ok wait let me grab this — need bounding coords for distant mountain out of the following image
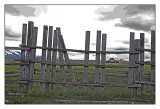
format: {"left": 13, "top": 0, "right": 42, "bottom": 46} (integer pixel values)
{"left": 5, "top": 50, "right": 21, "bottom": 59}
{"left": 5, "top": 50, "right": 42, "bottom": 60}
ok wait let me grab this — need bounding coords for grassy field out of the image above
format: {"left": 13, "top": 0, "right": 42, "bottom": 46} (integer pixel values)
{"left": 5, "top": 59, "right": 155, "bottom": 104}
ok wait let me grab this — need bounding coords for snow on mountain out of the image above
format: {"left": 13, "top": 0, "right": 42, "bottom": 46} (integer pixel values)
{"left": 5, "top": 50, "right": 21, "bottom": 59}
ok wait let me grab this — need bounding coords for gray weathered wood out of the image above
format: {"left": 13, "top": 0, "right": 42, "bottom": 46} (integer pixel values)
{"left": 140, "top": 33, "right": 145, "bottom": 95}
{"left": 134, "top": 39, "right": 140, "bottom": 95}
{"left": 5, "top": 47, "right": 30, "bottom": 50}
{"left": 56, "top": 28, "right": 66, "bottom": 92}
{"left": 128, "top": 32, "right": 135, "bottom": 94}
{"left": 28, "top": 27, "right": 38, "bottom": 93}
{"left": 45, "top": 26, "right": 53, "bottom": 92}
{"left": 19, "top": 23, "right": 27, "bottom": 93}
{"left": 18, "top": 45, "right": 139, "bottom": 54}
{"left": 58, "top": 34, "right": 77, "bottom": 91}
{"left": 51, "top": 30, "right": 58, "bottom": 92}
{"left": 94, "top": 30, "right": 101, "bottom": 93}
{"left": 39, "top": 26, "right": 48, "bottom": 92}
{"left": 83, "top": 31, "right": 90, "bottom": 92}
{"left": 151, "top": 30, "right": 155, "bottom": 95}
{"left": 100, "top": 33, "right": 107, "bottom": 93}
{"left": 24, "top": 21, "right": 34, "bottom": 92}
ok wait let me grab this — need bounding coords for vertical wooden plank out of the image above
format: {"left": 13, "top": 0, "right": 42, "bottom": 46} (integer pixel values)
{"left": 51, "top": 30, "right": 58, "bottom": 92}
{"left": 83, "top": 31, "right": 90, "bottom": 92}
{"left": 128, "top": 32, "right": 135, "bottom": 94}
{"left": 24, "top": 21, "right": 34, "bottom": 92}
{"left": 28, "top": 27, "right": 38, "bottom": 93}
{"left": 19, "top": 24, "right": 27, "bottom": 93}
{"left": 94, "top": 30, "right": 101, "bottom": 93}
{"left": 100, "top": 33, "right": 106, "bottom": 93}
{"left": 134, "top": 39, "right": 140, "bottom": 95}
{"left": 58, "top": 34, "right": 77, "bottom": 91}
{"left": 56, "top": 28, "right": 66, "bottom": 93}
{"left": 151, "top": 30, "right": 155, "bottom": 95}
{"left": 140, "top": 33, "right": 145, "bottom": 95}
{"left": 45, "top": 26, "right": 53, "bottom": 92}
{"left": 39, "top": 26, "right": 48, "bottom": 92}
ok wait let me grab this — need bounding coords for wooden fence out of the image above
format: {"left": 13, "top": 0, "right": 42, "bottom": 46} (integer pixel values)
{"left": 5, "top": 21, "right": 155, "bottom": 95}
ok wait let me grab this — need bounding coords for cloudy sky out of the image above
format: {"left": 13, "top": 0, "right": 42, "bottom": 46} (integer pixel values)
{"left": 5, "top": 4, "right": 155, "bottom": 61}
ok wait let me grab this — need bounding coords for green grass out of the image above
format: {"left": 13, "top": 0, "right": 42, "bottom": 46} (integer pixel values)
{"left": 5, "top": 59, "right": 155, "bottom": 104}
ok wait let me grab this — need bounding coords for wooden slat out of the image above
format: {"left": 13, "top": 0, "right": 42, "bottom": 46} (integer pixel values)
{"left": 15, "top": 59, "right": 139, "bottom": 68}
{"left": 135, "top": 81, "right": 155, "bottom": 85}
{"left": 39, "top": 26, "right": 48, "bottom": 92}
{"left": 100, "top": 33, "right": 107, "bottom": 93}
{"left": 34, "top": 68, "right": 128, "bottom": 77}
{"left": 151, "top": 30, "right": 155, "bottom": 95}
{"left": 83, "top": 31, "right": 90, "bottom": 92}
{"left": 128, "top": 32, "right": 135, "bottom": 94}
{"left": 51, "top": 30, "right": 58, "bottom": 92}
{"left": 28, "top": 27, "right": 38, "bottom": 93}
{"left": 24, "top": 21, "right": 34, "bottom": 92}
{"left": 6, "top": 80, "right": 141, "bottom": 88}
{"left": 134, "top": 39, "right": 140, "bottom": 95}
{"left": 45, "top": 26, "right": 53, "bottom": 92}
{"left": 5, "top": 63, "right": 28, "bottom": 65}
{"left": 140, "top": 33, "right": 145, "bottom": 95}
{"left": 20, "top": 45, "right": 139, "bottom": 54}
{"left": 58, "top": 34, "right": 77, "bottom": 91}
{"left": 56, "top": 27, "right": 66, "bottom": 92}
{"left": 5, "top": 73, "right": 19, "bottom": 78}
{"left": 19, "top": 24, "right": 27, "bottom": 93}
{"left": 5, "top": 47, "right": 30, "bottom": 50}
{"left": 94, "top": 30, "right": 101, "bottom": 93}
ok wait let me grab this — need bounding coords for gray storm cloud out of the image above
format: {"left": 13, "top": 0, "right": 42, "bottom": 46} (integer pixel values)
{"left": 95, "top": 5, "right": 155, "bottom": 31}
{"left": 5, "top": 26, "right": 21, "bottom": 41}
{"left": 5, "top": 5, "right": 47, "bottom": 17}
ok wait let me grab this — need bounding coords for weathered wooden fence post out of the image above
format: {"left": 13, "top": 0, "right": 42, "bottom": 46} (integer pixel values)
{"left": 28, "top": 27, "right": 38, "bottom": 93}
{"left": 19, "top": 24, "right": 27, "bottom": 93}
{"left": 140, "top": 33, "right": 145, "bottom": 95}
{"left": 40, "top": 26, "right": 48, "bottom": 92}
{"left": 25, "top": 21, "right": 34, "bottom": 93}
{"left": 56, "top": 27, "right": 67, "bottom": 93}
{"left": 128, "top": 32, "right": 135, "bottom": 94}
{"left": 45, "top": 26, "right": 53, "bottom": 92}
{"left": 151, "top": 30, "right": 155, "bottom": 95}
{"left": 83, "top": 31, "right": 90, "bottom": 92}
{"left": 134, "top": 39, "right": 140, "bottom": 95}
{"left": 94, "top": 30, "right": 101, "bottom": 93}
{"left": 100, "top": 33, "right": 107, "bottom": 93}
{"left": 51, "top": 30, "right": 58, "bottom": 92}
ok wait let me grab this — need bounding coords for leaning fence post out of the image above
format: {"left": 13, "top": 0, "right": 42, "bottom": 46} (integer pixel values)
{"left": 56, "top": 28, "right": 66, "bottom": 93}
{"left": 59, "top": 34, "right": 77, "bottom": 91}
{"left": 151, "top": 30, "right": 155, "bottom": 95}
{"left": 140, "top": 33, "right": 145, "bottom": 95}
{"left": 19, "top": 24, "right": 27, "bottom": 93}
{"left": 28, "top": 27, "right": 38, "bottom": 93}
{"left": 51, "top": 30, "right": 58, "bottom": 92}
{"left": 45, "top": 26, "right": 53, "bottom": 92}
{"left": 94, "top": 30, "right": 101, "bottom": 93}
{"left": 128, "top": 32, "right": 135, "bottom": 94}
{"left": 83, "top": 31, "right": 90, "bottom": 92}
{"left": 134, "top": 39, "right": 140, "bottom": 95}
{"left": 40, "top": 26, "right": 48, "bottom": 92}
{"left": 24, "top": 21, "right": 34, "bottom": 92}
{"left": 100, "top": 33, "right": 106, "bottom": 93}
